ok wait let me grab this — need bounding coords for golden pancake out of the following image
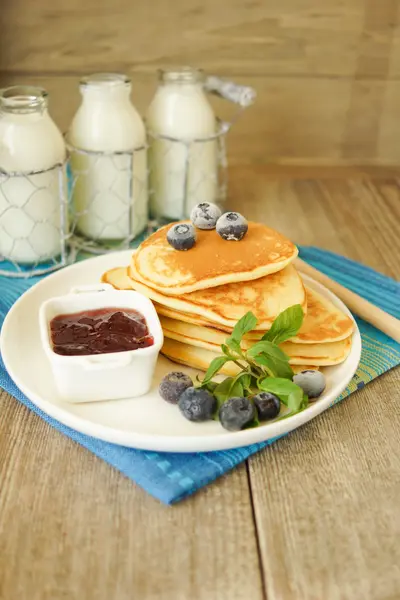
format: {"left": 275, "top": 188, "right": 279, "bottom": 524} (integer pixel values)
{"left": 158, "top": 287, "right": 354, "bottom": 345}
{"left": 160, "top": 317, "right": 352, "bottom": 366}
{"left": 101, "top": 267, "right": 353, "bottom": 343}
{"left": 161, "top": 338, "right": 321, "bottom": 376}
{"left": 129, "top": 264, "right": 307, "bottom": 331}
{"left": 101, "top": 266, "right": 238, "bottom": 329}
{"left": 280, "top": 337, "right": 351, "bottom": 365}
{"left": 130, "top": 221, "right": 298, "bottom": 295}
{"left": 155, "top": 304, "right": 224, "bottom": 329}
{"left": 101, "top": 266, "right": 233, "bottom": 329}
{"left": 101, "top": 267, "right": 133, "bottom": 290}
{"left": 290, "top": 287, "right": 354, "bottom": 343}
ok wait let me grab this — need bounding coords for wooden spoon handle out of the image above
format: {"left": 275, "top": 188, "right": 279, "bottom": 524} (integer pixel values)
{"left": 294, "top": 257, "right": 400, "bottom": 344}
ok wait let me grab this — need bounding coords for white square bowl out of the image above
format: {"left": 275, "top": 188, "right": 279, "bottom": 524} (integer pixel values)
{"left": 39, "top": 284, "right": 164, "bottom": 403}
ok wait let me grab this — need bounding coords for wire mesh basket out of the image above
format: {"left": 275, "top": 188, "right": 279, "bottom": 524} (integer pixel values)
{"left": 147, "top": 75, "right": 256, "bottom": 225}
{"left": 0, "top": 162, "right": 69, "bottom": 278}
{"left": 66, "top": 143, "right": 149, "bottom": 255}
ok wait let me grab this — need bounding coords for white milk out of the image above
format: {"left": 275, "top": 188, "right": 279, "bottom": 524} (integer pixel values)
{"left": 0, "top": 86, "right": 66, "bottom": 264}
{"left": 146, "top": 67, "right": 218, "bottom": 221}
{"left": 67, "top": 73, "right": 148, "bottom": 242}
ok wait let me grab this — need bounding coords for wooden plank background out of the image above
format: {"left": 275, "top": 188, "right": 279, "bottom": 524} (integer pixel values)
{"left": 1, "top": 0, "right": 400, "bottom": 166}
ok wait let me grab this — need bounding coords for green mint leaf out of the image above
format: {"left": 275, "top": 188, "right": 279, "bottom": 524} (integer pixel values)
{"left": 221, "top": 344, "right": 232, "bottom": 357}
{"left": 230, "top": 311, "right": 257, "bottom": 343}
{"left": 244, "top": 411, "right": 260, "bottom": 429}
{"left": 213, "top": 377, "right": 243, "bottom": 415}
{"left": 214, "top": 377, "right": 234, "bottom": 402}
{"left": 213, "top": 375, "right": 246, "bottom": 415}
{"left": 253, "top": 353, "right": 293, "bottom": 379}
{"left": 239, "top": 372, "right": 253, "bottom": 392}
{"left": 270, "top": 358, "right": 294, "bottom": 380}
{"left": 287, "top": 388, "right": 303, "bottom": 412}
{"left": 253, "top": 353, "right": 277, "bottom": 376}
{"left": 225, "top": 336, "right": 243, "bottom": 356}
{"left": 202, "top": 356, "right": 230, "bottom": 384}
{"left": 276, "top": 394, "right": 308, "bottom": 421}
{"left": 275, "top": 393, "right": 309, "bottom": 421}
{"left": 203, "top": 381, "right": 218, "bottom": 393}
{"left": 212, "top": 377, "right": 234, "bottom": 417}
{"left": 247, "top": 340, "right": 290, "bottom": 362}
{"left": 262, "top": 305, "right": 304, "bottom": 345}
{"left": 258, "top": 377, "right": 303, "bottom": 398}
{"left": 230, "top": 379, "right": 244, "bottom": 398}
{"left": 300, "top": 393, "right": 309, "bottom": 410}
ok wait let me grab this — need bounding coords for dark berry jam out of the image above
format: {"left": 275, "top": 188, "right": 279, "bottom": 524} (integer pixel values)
{"left": 50, "top": 307, "right": 154, "bottom": 356}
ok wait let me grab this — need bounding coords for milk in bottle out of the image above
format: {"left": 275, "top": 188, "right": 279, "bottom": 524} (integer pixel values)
{"left": 68, "top": 73, "right": 148, "bottom": 242}
{"left": 146, "top": 67, "right": 218, "bottom": 221}
{"left": 0, "top": 86, "right": 66, "bottom": 263}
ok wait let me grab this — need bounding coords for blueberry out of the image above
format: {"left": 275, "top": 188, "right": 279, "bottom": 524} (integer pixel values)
{"left": 293, "top": 370, "right": 326, "bottom": 399}
{"left": 190, "top": 202, "right": 222, "bottom": 230}
{"left": 219, "top": 397, "right": 255, "bottom": 431}
{"left": 216, "top": 212, "right": 248, "bottom": 241}
{"left": 253, "top": 392, "right": 280, "bottom": 420}
{"left": 178, "top": 387, "right": 216, "bottom": 422}
{"left": 167, "top": 223, "right": 196, "bottom": 250}
{"left": 159, "top": 371, "right": 193, "bottom": 404}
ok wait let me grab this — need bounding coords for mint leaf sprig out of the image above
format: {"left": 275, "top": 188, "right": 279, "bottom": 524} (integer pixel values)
{"left": 198, "top": 305, "right": 309, "bottom": 423}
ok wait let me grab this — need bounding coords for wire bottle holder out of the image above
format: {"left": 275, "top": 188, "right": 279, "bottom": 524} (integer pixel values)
{"left": 66, "top": 142, "right": 149, "bottom": 255}
{"left": 0, "top": 76, "right": 256, "bottom": 277}
{"left": 147, "top": 75, "right": 256, "bottom": 225}
{"left": 0, "top": 162, "right": 69, "bottom": 278}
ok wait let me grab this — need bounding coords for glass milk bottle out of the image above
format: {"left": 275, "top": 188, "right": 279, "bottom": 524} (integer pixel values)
{"left": 67, "top": 73, "right": 148, "bottom": 243}
{"left": 146, "top": 67, "right": 218, "bottom": 222}
{"left": 0, "top": 86, "right": 67, "bottom": 264}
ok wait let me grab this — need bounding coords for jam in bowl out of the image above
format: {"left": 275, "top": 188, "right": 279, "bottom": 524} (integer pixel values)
{"left": 39, "top": 284, "right": 163, "bottom": 403}
{"left": 50, "top": 307, "right": 155, "bottom": 356}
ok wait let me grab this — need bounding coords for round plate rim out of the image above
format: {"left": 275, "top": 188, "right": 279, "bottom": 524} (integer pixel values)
{"left": 0, "top": 250, "right": 362, "bottom": 453}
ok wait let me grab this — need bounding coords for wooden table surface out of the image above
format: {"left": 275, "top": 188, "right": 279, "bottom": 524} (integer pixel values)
{"left": 0, "top": 167, "right": 399, "bottom": 600}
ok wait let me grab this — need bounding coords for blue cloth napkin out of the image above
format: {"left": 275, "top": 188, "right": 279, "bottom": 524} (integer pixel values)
{"left": 0, "top": 247, "right": 399, "bottom": 504}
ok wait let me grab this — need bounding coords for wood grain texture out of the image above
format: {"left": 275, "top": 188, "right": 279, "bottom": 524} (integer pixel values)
{"left": 2, "top": 0, "right": 400, "bottom": 164}
{"left": 0, "top": 390, "right": 264, "bottom": 600}
{"left": 249, "top": 370, "right": 400, "bottom": 600}
{"left": 0, "top": 0, "right": 369, "bottom": 76}
{"left": 0, "top": 169, "right": 399, "bottom": 600}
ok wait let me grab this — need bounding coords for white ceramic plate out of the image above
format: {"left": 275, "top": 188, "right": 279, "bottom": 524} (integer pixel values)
{"left": 1, "top": 250, "right": 361, "bottom": 453}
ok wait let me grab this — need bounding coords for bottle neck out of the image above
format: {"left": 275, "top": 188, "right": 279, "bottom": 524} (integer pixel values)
{"left": 158, "top": 68, "right": 205, "bottom": 96}
{"left": 0, "top": 86, "right": 49, "bottom": 120}
{"left": 161, "top": 80, "right": 203, "bottom": 91}
{"left": 82, "top": 85, "right": 131, "bottom": 104}
{"left": 79, "top": 74, "right": 132, "bottom": 106}
{"left": 0, "top": 107, "right": 49, "bottom": 122}
{"left": 159, "top": 67, "right": 204, "bottom": 85}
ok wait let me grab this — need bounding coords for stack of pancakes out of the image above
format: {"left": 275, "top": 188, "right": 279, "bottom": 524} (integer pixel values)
{"left": 103, "top": 221, "right": 354, "bottom": 375}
